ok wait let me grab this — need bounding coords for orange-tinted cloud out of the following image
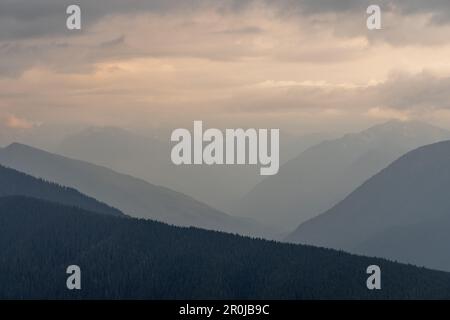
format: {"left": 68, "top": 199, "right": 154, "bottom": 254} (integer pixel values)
{"left": 5, "top": 114, "right": 37, "bottom": 129}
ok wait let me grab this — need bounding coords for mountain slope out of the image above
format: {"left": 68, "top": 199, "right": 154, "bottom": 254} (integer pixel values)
{"left": 234, "top": 121, "right": 450, "bottom": 230}
{"left": 0, "top": 165, "right": 123, "bottom": 217}
{"left": 2, "top": 195, "right": 450, "bottom": 299}
{"left": 56, "top": 127, "right": 331, "bottom": 211}
{"left": 287, "top": 140, "right": 450, "bottom": 271}
{"left": 0, "top": 143, "right": 270, "bottom": 237}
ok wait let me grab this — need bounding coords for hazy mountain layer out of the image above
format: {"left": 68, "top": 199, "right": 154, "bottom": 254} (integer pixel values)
{"left": 0, "top": 143, "right": 273, "bottom": 238}
{"left": 0, "top": 165, "right": 123, "bottom": 217}
{"left": 235, "top": 121, "right": 450, "bottom": 230}
{"left": 56, "top": 127, "right": 331, "bottom": 211}
{"left": 288, "top": 140, "right": 450, "bottom": 271}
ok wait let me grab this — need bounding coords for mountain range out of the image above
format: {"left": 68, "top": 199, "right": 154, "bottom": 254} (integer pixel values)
{"left": 0, "top": 143, "right": 272, "bottom": 238}
{"left": 2, "top": 123, "right": 450, "bottom": 297}
{"left": 287, "top": 140, "right": 450, "bottom": 272}
{"left": 0, "top": 164, "right": 123, "bottom": 217}
{"left": 56, "top": 127, "right": 332, "bottom": 211}
{"left": 234, "top": 121, "right": 450, "bottom": 230}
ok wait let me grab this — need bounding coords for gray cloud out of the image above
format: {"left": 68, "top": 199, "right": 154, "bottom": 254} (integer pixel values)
{"left": 0, "top": 0, "right": 222, "bottom": 40}
{"left": 212, "top": 26, "right": 264, "bottom": 35}
{"left": 233, "top": 72, "right": 450, "bottom": 114}
{"left": 2, "top": 1, "right": 450, "bottom": 41}
{"left": 100, "top": 35, "right": 126, "bottom": 48}
{"left": 375, "top": 72, "right": 450, "bottom": 110}
{"left": 1, "top": 1, "right": 450, "bottom": 83}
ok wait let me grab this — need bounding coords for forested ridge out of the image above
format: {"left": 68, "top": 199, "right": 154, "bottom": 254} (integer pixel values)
{"left": 0, "top": 165, "right": 124, "bottom": 217}
{"left": 1, "top": 196, "right": 450, "bottom": 299}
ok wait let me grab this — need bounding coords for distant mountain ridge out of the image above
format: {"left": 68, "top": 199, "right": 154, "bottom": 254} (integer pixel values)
{"left": 234, "top": 121, "right": 450, "bottom": 230}
{"left": 0, "top": 143, "right": 273, "bottom": 238}
{"left": 56, "top": 126, "right": 332, "bottom": 211}
{"left": 287, "top": 140, "right": 450, "bottom": 271}
{"left": 0, "top": 164, "right": 123, "bottom": 217}
{"left": 2, "top": 195, "right": 450, "bottom": 299}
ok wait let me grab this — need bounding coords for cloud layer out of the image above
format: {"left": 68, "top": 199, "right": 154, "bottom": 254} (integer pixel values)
{"left": 1, "top": 0, "right": 450, "bottom": 135}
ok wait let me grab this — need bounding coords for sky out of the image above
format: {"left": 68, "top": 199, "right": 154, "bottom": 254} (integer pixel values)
{"left": 2, "top": 0, "right": 450, "bottom": 142}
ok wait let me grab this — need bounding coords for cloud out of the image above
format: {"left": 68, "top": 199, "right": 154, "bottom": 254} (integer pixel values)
{"left": 212, "top": 26, "right": 264, "bottom": 35}
{"left": 232, "top": 71, "right": 450, "bottom": 115}
{"left": 366, "top": 107, "right": 410, "bottom": 121}
{"left": 0, "top": 0, "right": 229, "bottom": 41}
{"left": 1, "top": 1, "right": 450, "bottom": 134}
{"left": 100, "top": 35, "right": 126, "bottom": 48}
{"left": 1, "top": 0, "right": 450, "bottom": 78}
{"left": 2, "top": 1, "right": 450, "bottom": 43}
{"left": 374, "top": 72, "right": 450, "bottom": 110}
{"left": 4, "top": 114, "right": 39, "bottom": 129}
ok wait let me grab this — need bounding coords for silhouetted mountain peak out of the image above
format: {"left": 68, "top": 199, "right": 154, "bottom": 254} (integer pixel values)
{"left": 235, "top": 121, "right": 450, "bottom": 229}
{"left": 287, "top": 139, "right": 450, "bottom": 271}
{"left": 4, "top": 142, "right": 55, "bottom": 156}
{"left": 5, "top": 142, "right": 29, "bottom": 150}
{"left": 341, "top": 120, "right": 450, "bottom": 143}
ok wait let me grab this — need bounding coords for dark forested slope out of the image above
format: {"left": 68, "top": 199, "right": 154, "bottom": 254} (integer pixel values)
{"left": 1, "top": 196, "right": 450, "bottom": 299}
{"left": 0, "top": 165, "right": 123, "bottom": 217}
{"left": 0, "top": 143, "right": 270, "bottom": 238}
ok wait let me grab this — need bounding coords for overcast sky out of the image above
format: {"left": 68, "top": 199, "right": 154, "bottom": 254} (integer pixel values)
{"left": 2, "top": 0, "right": 450, "bottom": 140}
